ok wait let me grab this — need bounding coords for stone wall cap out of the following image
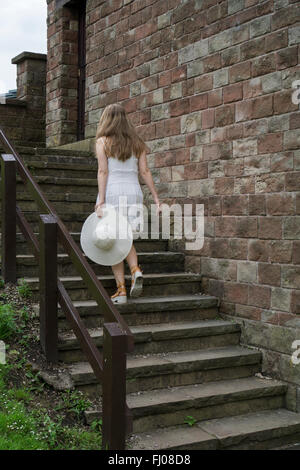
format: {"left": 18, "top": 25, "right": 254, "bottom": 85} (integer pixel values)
{"left": 11, "top": 51, "right": 47, "bottom": 65}
{"left": 0, "top": 98, "right": 27, "bottom": 107}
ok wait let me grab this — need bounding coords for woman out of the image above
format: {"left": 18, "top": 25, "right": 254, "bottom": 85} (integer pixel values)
{"left": 94, "top": 103, "right": 161, "bottom": 304}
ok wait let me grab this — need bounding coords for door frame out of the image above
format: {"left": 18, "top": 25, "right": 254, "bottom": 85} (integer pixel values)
{"left": 77, "top": 1, "right": 86, "bottom": 141}
{"left": 55, "top": 0, "right": 86, "bottom": 141}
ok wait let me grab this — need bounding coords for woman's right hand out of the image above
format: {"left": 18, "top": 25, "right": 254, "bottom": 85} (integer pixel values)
{"left": 155, "top": 199, "right": 162, "bottom": 216}
{"left": 95, "top": 202, "right": 105, "bottom": 218}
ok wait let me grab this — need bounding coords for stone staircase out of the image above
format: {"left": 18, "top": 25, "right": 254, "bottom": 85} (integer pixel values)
{"left": 4, "top": 145, "right": 300, "bottom": 450}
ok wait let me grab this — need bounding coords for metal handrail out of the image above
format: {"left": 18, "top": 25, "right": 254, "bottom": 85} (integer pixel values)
{"left": 0, "top": 126, "right": 134, "bottom": 449}
{"left": 0, "top": 127, "right": 134, "bottom": 349}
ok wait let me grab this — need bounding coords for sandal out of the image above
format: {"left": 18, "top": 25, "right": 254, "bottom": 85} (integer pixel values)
{"left": 111, "top": 283, "right": 127, "bottom": 304}
{"left": 130, "top": 265, "right": 143, "bottom": 298}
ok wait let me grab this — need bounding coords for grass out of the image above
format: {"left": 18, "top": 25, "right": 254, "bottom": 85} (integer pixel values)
{"left": 0, "top": 376, "right": 48, "bottom": 450}
{"left": 0, "top": 303, "right": 19, "bottom": 341}
{"left": 16, "top": 278, "right": 32, "bottom": 299}
{"left": 0, "top": 374, "right": 102, "bottom": 450}
{"left": 0, "top": 281, "right": 103, "bottom": 450}
{"left": 55, "top": 389, "right": 92, "bottom": 419}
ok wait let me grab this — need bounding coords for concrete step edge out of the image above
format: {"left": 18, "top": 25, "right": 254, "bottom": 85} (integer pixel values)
{"left": 197, "top": 408, "right": 300, "bottom": 449}
{"left": 16, "top": 175, "right": 98, "bottom": 185}
{"left": 127, "top": 424, "right": 217, "bottom": 450}
{"left": 127, "top": 377, "right": 287, "bottom": 413}
{"left": 24, "top": 272, "right": 203, "bottom": 289}
{"left": 126, "top": 408, "right": 300, "bottom": 450}
{"left": 67, "top": 346, "right": 262, "bottom": 382}
{"left": 59, "top": 293, "right": 217, "bottom": 308}
{"left": 84, "top": 376, "right": 286, "bottom": 421}
{"left": 26, "top": 161, "right": 97, "bottom": 171}
{"left": 16, "top": 146, "right": 94, "bottom": 158}
{"left": 16, "top": 251, "right": 185, "bottom": 264}
{"left": 57, "top": 319, "right": 240, "bottom": 350}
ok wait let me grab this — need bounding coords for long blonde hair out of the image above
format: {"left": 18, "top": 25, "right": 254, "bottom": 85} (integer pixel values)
{"left": 95, "top": 104, "right": 148, "bottom": 161}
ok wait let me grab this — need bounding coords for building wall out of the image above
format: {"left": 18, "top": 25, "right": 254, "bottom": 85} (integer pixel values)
{"left": 0, "top": 99, "right": 29, "bottom": 146}
{"left": 47, "top": 0, "right": 300, "bottom": 403}
{"left": 0, "top": 52, "right": 46, "bottom": 148}
{"left": 46, "top": 0, "right": 80, "bottom": 147}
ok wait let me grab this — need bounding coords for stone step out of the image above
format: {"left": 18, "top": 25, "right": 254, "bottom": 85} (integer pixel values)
{"left": 16, "top": 251, "right": 185, "bottom": 277}
{"left": 59, "top": 294, "right": 218, "bottom": 327}
{"left": 15, "top": 192, "right": 97, "bottom": 203}
{"left": 15, "top": 199, "right": 96, "bottom": 214}
{"left": 13, "top": 192, "right": 97, "bottom": 217}
{"left": 11, "top": 196, "right": 166, "bottom": 220}
{"left": 15, "top": 175, "right": 98, "bottom": 195}
{"left": 127, "top": 409, "right": 300, "bottom": 450}
{"left": 25, "top": 160, "right": 97, "bottom": 179}
{"left": 23, "top": 272, "right": 202, "bottom": 302}
{"left": 7, "top": 141, "right": 46, "bottom": 150}
{"left": 197, "top": 409, "right": 300, "bottom": 450}
{"left": 127, "top": 424, "right": 217, "bottom": 450}
{"left": 3, "top": 210, "right": 165, "bottom": 233}
{"left": 10, "top": 231, "right": 168, "bottom": 255}
{"left": 15, "top": 198, "right": 154, "bottom": 215}
{"left": 0, "top": 211, "right": 89, "bottom": 232}
{"left": 85, "top": 376, "right": 286, "bottom": 433}
{"left": 33, "top": 293, "right": 219, "bottom": 330}
{"left": 58, "top": 319, "right": 240, "bottom": 362}
{"left": 16, "top": 146, "right": 94, "bottom": 160}
{"left": 273, "top": 443, "right": 300, "bottom": 450}
{"left": 66, "top": 346, "right": 261, "bottom": 396}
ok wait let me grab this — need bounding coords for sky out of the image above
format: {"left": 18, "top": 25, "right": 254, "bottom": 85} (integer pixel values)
{"left": 0, "top": 1, "right": 47, "bottom": 94}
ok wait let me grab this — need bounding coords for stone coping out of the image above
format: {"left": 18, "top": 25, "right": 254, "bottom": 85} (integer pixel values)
{"left": 0, "top": 98, "right": 27, "bottom": 107}
{"left": 11, "top": 51, "right": 47, "bottom": 65}
{"left": 54, "top": 138, "right": 96, "bottom": 152}
{"left": 55, "top": 0, "right": 79, "bottom": 10}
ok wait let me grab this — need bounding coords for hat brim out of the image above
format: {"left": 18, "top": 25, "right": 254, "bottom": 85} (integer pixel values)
{"left": 80, "top": 209, "right": 133, "bottom": 266}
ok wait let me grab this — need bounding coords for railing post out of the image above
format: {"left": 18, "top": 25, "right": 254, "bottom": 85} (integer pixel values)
{"left": 102, "top": 322, "right": 128, "bottom": 450}
{"left": 39, "top": 214, "right": 58, "bottom": 363}
{"left": 1, "top": 154, "right": 17, "bottom": 284}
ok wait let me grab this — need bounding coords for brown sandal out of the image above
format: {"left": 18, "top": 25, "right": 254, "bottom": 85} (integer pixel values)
{"left": 111, "top": 283, "right": 127, "bottom": 304}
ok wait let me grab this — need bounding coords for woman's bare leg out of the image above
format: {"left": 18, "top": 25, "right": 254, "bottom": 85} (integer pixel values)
{"left": 111, "top": 260, "right": 125, "bottom": 286}
{"left": 111, "top": 245, "right": 138, "bottom": 286}
{"left": 126, "top": 244, "right": 143, "bottom": 298}
{"left": 125, "top": 244, "right": 138, "bottom": 270}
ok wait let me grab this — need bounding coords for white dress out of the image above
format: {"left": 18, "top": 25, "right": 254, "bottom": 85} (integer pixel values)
{"left": 96, "top": 138, "right": 144, "bottom": 231}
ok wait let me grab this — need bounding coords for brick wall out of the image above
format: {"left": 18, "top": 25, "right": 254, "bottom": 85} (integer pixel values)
{"left": 0, "top": 99, "right": 29, "bottom": 146}
{"left": 46, "top": 0, "right": 79, "bottom": 146}
{"left": 0, "top": 52, "right": 46, "bottom": 147}
{"left": 47, "top": 0, "right": 300, "bottom": 402}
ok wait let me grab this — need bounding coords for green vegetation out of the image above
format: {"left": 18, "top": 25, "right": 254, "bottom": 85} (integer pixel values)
{"left": 55, "top": 389, "right": 92, "bottom": 420}
{"left": 0, "top": 304, "right": 19, "bottom": 341}
{"left": 16, "top": 278, "right": 32, "bottom": 299}
{"left": 0, "top": 283, "right": 102, "bottom": 450}
{"left": 184, "top": 415, "right": 197, "bottom": 427}
{"left": 0, "top": 375, "right": 102, "bottom": 450}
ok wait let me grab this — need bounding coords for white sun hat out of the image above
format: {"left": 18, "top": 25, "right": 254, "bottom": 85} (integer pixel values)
{"left": 80, "top": 205, "right": 133, "bottom": 266}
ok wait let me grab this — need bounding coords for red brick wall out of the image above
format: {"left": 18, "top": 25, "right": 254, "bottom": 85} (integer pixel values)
{"left": 46, "top": 0, "right": 79, "bottom": 146}
{"left": 47, "top": 0, "right": 300, "bottom": 327}
{"left": 0, "top": 52, "right": 46, "bottom": 148}
{"left": 0, "top": 100, "right": 29, "bottom": 146}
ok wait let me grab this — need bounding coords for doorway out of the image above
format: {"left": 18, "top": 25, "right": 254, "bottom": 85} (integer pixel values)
{"left": 77, "top": 1, "right": 86, "bottom": 141}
